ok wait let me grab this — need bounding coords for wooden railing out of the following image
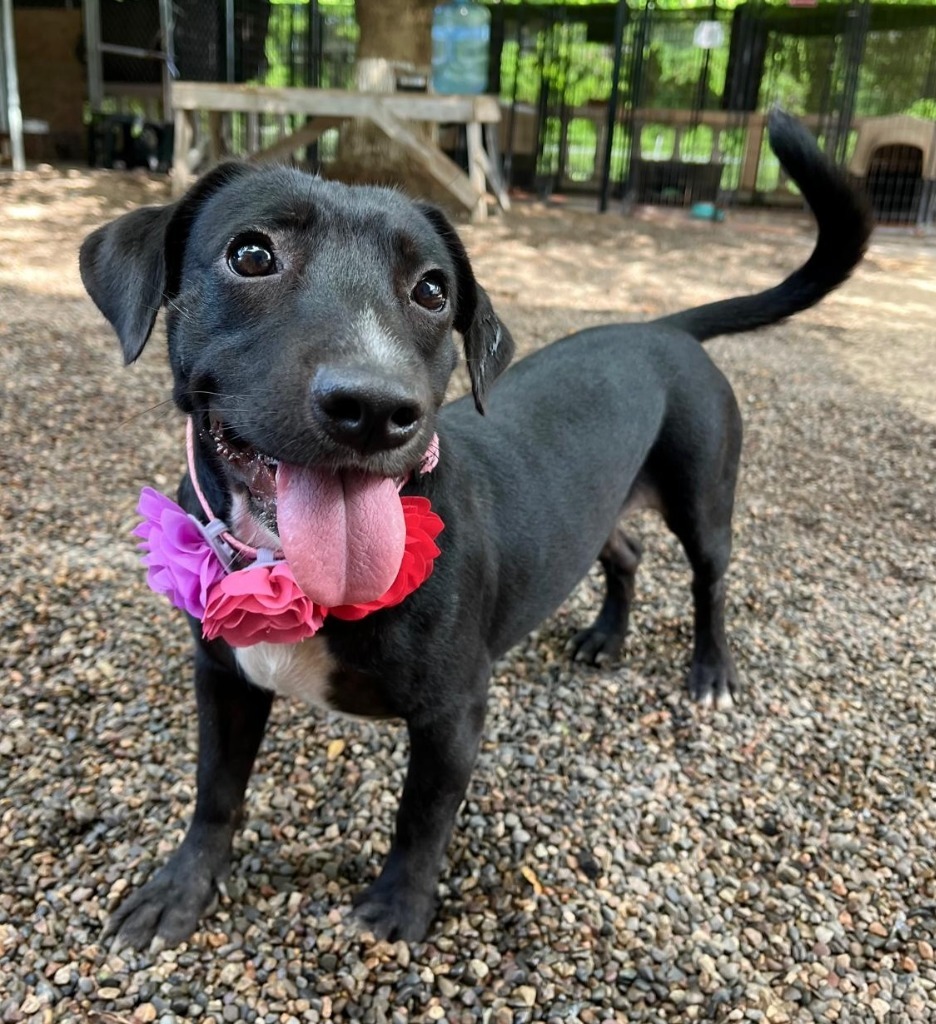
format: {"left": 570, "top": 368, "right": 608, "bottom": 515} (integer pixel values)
{"left": 169, "top": 81, "right": 508, "bottom": 221}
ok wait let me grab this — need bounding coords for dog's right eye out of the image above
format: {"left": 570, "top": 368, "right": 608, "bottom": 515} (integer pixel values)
{"left": 227, "top": 238, "right": 276, "bottom": 278}
{"left": 411, "top": 274, "right": 447, "bottom": 312}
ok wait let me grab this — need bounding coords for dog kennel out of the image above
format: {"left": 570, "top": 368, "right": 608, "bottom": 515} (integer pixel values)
{"left": 848, "top": 114, "right": 936, "bottom": 225}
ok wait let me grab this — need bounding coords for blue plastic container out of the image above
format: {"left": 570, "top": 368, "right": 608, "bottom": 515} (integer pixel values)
{"left": 431, "top": 2, "right": 491, "bottom": 95}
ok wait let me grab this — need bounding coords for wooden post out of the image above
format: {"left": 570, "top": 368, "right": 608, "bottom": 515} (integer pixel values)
{"left": 740, "top": 115, "right": 766, "bottom": 195}
{"left": 207, "top": 111, "right": 224, "bottom": 164}
{"left": 246, "top": 112, "right": 259, "bottom": 154}
{"left": 465, "top": 121, "right": 487, "bottom": 222}
{"left": 172, "top": 108, "right": 194, "bottom": 194}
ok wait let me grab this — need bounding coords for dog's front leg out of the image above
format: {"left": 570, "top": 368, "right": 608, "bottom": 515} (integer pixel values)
{"left": 353, "top": 685, "right": 488, "bottom": 942}
{"left": 104, "top": 642, "right": 272, "bottom": 951}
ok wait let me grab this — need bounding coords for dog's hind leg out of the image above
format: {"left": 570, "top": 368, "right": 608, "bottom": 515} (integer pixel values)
{"left": 661, "top": 471, "right": 740, "bottom": 710}
{"left": 569, "top": 525, "right": 643, "bottom": 665}
{"left": 677, "top": 521, "right": 738, "bottom": 709}
{"left": 353, "top": 670, "right": 489, "bottom": 941}
{"left": 103, "top": 643, "right": 273, "bottom": 950}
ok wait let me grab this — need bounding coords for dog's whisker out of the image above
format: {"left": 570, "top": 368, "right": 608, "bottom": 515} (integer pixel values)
{"left": 117, "top": 397, "right": 179, "bottom": 428}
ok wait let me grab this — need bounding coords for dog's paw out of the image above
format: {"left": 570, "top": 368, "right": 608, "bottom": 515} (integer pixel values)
{"left": 103, "top": 840, "right": 229, "bottom": 951}
{"left": 688, "top": 656, "right": 738, "bottom": 711}
{"left": 352, "top": 880, "right": 436, "bottom": 942}
{"left": 567, "top": 625, "right": 624, "bottom": 667}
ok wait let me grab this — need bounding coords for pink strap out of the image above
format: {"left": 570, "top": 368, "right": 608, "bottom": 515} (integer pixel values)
{"left": 185, "top": 418, "right": 439, "bottom": 564}
{"left": 186, "top": 418, "right": 269, "bottom": 558}
{"left": 421, "top": 433, "right": 440, "bottom": 474}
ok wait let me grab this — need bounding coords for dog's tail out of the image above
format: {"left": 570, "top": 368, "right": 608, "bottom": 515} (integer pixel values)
{"left": 660, "top": 109, "right": 872, "bottom": 343}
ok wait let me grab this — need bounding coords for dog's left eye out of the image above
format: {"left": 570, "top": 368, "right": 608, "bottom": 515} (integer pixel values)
{"left": 227, "top": 239, "right": 276, "bottom": 278}
{"left": 411, "top": 274, "right": 446, "bottom": 312}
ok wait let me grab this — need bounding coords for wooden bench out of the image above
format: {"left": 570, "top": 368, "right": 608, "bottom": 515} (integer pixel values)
{"left": 170, "top": 81, "right": 509, "bottom": 222}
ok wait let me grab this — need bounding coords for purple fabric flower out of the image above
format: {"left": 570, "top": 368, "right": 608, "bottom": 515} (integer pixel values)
{"left": 134, "top": 487, "right": 226, "bottom": 619}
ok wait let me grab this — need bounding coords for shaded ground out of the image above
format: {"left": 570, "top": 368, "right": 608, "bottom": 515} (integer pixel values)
{"left": 1, "top": 167, "right": 934, "bottom": 1024}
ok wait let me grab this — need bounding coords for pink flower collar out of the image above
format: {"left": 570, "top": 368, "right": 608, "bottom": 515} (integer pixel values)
{"left": 134, "top": 421, "right": 443, "bottom": 648}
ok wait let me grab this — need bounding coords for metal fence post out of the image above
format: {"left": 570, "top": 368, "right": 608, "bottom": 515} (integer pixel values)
{"left": 83, "top": 0, "right": 103, "bottom": 116}
{"left": 598, "top": 0, "right": 628, "bottom": 213}
{"left": 159, "top": 0, "right": 176, "bottom": 121}
{"left": 1, "top": 0, "right": 24, "bottom": 170}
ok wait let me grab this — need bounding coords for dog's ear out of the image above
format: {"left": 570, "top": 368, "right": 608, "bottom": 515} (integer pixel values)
{"left": 79, "top": 162, "right": 254, "bottom": 363}
{"left": 418, "top": 204, "right": 514, "bottom": 413}
{"left": 79, "top": 204, "right": 174, "bottom": 364}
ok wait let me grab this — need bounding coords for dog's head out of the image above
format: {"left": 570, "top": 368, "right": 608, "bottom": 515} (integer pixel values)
{"left": 80, "top": 163, "right": 514, "bottom": 607}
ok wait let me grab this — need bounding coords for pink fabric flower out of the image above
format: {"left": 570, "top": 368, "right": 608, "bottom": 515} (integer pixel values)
{"left": 134, "top": 480, "right": 443, "bottom": 647}
{"left": 202, "top": 562, "right": 325, "bottom": 647}
{"left": 330, "top": 496, "right": 444, "bottom": 621}
{"left": 134, "top": 487, "right": 226, "bottom": 619}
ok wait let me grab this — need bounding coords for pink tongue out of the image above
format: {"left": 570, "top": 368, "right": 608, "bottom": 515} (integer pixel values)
{"left": 276, "top": 463, "right": 406, "bottom": 608}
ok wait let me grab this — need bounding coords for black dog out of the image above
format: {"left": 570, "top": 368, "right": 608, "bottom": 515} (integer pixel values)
{"left": 80, "top": 112, "right": 871, "bottom": 948}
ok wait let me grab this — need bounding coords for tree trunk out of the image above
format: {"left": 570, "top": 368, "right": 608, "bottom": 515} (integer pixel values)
{"left": 330, "top": 0, "right": 443, "bottom": 196}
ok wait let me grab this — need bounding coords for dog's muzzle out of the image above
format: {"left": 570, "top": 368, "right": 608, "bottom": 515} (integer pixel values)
{"left": 195, "top": 418, "right": 440, "bottom": 609}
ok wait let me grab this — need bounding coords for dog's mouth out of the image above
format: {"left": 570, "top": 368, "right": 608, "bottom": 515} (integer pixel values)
{"left": 206, "top": 413, "right": 409, "bottom": 609}
{"left": 209, "top": 415, "right": 279, "bottom": 517}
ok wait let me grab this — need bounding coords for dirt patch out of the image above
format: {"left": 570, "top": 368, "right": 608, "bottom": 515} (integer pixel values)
{"left": 460, "top": 201, "right": 936, "bottom": 424}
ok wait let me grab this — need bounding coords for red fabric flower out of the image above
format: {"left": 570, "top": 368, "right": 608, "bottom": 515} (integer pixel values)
{"left": 202, "top": 562, "right": 325, "bottom": 647}
{"left": 329, "top": 496, "right": 444, "bottom": 620}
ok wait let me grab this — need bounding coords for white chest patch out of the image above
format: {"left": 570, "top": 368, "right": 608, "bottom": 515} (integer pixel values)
{"left": 235, "top": 636, "right": 336, "bottom": 709}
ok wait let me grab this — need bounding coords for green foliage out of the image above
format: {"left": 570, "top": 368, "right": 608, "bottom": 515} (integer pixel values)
{"left": 855, "top": 26, "right": 936, "bottom": 116}
{"left": 500, "top": 22, "right": 616, "bottom": 107}
{"left": 260, "top": 1, "right": 357, "bottom": 89}
{"left": 756, "top": 32, "right": 840, "bottom": 114}
{"left": 907, "top": 97, "right": 936, "bottom": 117}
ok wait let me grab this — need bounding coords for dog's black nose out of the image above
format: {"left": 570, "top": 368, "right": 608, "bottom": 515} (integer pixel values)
{"left": 311, "top": 366, "right": 424, "bottom": 452}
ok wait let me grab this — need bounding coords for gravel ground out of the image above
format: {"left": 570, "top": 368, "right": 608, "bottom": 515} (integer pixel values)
{"left": 1, "top": 168, "right": 935, "bottom": 1024}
